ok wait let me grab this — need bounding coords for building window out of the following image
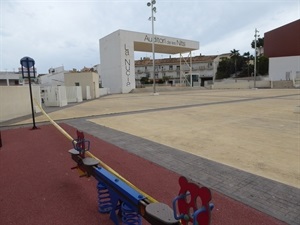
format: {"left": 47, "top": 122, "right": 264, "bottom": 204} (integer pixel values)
{"left": 169, "top": 65, "right": 173, "bottom": 70}
{"left": 75, "top": 82, "right": 80, "bottom": 86}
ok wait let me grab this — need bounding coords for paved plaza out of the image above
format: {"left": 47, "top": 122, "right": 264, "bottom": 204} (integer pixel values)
{"left": 4, "top": 88, "right": 300, "bottom": 224}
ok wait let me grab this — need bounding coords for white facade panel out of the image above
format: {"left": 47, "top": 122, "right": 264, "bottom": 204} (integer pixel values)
{"left": 269, "top": 56, "right": 300, "bottom": 81}
{"left": 44, "top": 86, "right": 67, "bottom": 107}
{"left": 100, "top": 30, "right": 123, "bottom": 94}
{"left": 66, "top": 86, "right": 82, "bottom": 103}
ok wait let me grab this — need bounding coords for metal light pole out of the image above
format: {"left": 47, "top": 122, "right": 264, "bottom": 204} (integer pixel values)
{"left": 254, "top": 28, "right": 259, "bottom": 88}
{"left": 147, "top": 0, "right": 157, "bottom": 94}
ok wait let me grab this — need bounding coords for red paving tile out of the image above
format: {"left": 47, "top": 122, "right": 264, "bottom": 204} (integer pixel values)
{"left": 0, "top": 124, "right": 287, "bottom": 225}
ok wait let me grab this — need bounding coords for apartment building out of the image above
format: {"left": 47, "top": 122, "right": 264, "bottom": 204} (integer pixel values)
{"left": 0, "top": 67, "right": 37, "bottom": 86}
{"left": 135, "top": 54, "right": 221, "bottom": 86}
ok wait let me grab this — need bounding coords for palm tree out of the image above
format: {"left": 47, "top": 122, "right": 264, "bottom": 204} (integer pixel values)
{"left": 230, "top": 49, "right": 240, "bottom": 77}
{"left": 243, "top": 51, "right": 252, "bottom": 76}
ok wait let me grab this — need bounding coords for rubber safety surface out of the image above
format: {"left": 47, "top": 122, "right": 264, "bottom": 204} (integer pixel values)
{"left": 0, "top": 124, "right": 287, "bottom": 225}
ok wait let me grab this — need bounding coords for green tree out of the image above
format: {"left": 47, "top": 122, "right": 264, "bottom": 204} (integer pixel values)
{"left": 251, "top": 37, "right": 264, "bottom": 49}
{"left": 216, "top": 58, "right": 231, "bottom": 79}
{"left": 242, "top": 51, "right": 253, "bottom": 76}
{"left": 250, "top": 37, "right": 269, "bottom": 75}
{"left": 257, "top": 56, "right": 269, "bottom": 75}
{"left": 140, "top": 76, "right": 149, "bottom": 84}
{"left": 230, "top": 49, "right": 240, "bottom": 77}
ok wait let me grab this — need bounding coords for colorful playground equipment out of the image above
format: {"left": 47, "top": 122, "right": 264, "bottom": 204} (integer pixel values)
{"left": 68, "top": 130, "right": 214, "bottom": 225}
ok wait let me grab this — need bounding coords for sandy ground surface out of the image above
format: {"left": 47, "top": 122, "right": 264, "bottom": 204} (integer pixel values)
{"left": 14, "top": 89, "right": 300, "bottom": 188}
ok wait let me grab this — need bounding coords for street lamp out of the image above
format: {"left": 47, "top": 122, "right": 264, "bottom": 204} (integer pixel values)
{"left": 147, "top": 0, "right": 158, "bottom": 94}
{"left": 254, "top": 28, "right": 259, "bottom": 88}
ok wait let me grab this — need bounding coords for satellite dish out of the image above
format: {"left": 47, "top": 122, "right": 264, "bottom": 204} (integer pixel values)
{"left": 147, "top": 2, "right": 151, "bottom": 6}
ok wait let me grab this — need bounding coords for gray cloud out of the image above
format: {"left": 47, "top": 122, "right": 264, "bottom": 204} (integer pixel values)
{"left": 1, "top": 0, "right": 299, "bottom": 73}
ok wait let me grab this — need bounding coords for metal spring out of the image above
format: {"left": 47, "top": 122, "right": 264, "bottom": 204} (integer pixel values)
{"left": 121, "top": 202, "right": 141, "bottom": 225}
{"left": 97, "top": 182, "right": 112, "bottom": 214}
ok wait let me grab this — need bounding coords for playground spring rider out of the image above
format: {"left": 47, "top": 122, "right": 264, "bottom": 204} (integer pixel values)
{"left": 69, "top": 131, "right": 214, "bottom": 225}
{"left": 173, "top": 176, "right": 214, "bottom": 225}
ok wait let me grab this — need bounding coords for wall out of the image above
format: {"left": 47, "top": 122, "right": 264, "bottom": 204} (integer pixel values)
{"left": 0, "top": 86, "right": 41, "bottom": 122}
{"left": 271, "top": 81, "right": 294, "bottom": 88}
{"left": 100, "top": 30, "right": 133, "bottom": 94}
{"left": 44, "top": 86, "right": 68, "bottom": 107}
{"left": 268, "top": 56, "right": 300, "bottom": 81}
{"left": 64, "top": 72, "right": 99, "bottom": 100}
{"left": 212, "top": 80, "right": 271, "bottom": 89}
{"left": 99, "top": 87, "right": 110, "bottom": 96}
{"left": 66, "top": 86, "right": 83, "bottom": 103}
{"left": 264, "top": 19, "right": 300, "bottom": 58}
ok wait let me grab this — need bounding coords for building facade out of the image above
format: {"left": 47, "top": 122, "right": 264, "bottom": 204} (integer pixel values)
{"left": 135, "top": 54, "right": 222, "bottom": 87}
{"left": 0, "top": 71, "right": 21, "bottom": 86}
{"left": 264, "top": 19, "right": 300, "bottom": 82}
{"left": 37, "top": 66, "right": 66, "bottom": 87}
{"left": 64, "top": 71, "right": 100, "bottom": 99}
{"left": 99, "top": 30, "right": 199, "bottom": 93}
{"left": 0, "top": 67, "right": 38, "bottom": 86}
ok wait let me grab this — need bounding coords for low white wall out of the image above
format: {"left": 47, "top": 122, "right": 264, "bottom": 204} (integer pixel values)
{"left": 271, "top": 80, "right": 294, "bottom": 88}
{"left": 86, "top": 86, "right": 91, "bottom": 100}
{"left": 99, "top": 87, "right": 110, "bottom": 96}
{"left": 212, "top": 80, "right": 271, "bottom": 89}
{"left": 66, "top": 86, "right": 83, "bottom": 103}
{"left": 0, "top": 86, "right": 41, "bottom": 122}
{"left": 44, "top": 86, "right": 68, "bottom": 107}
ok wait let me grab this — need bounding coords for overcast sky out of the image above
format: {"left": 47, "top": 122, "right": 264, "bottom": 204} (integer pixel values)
{"left": 1, "top": 0, "right": 299, "bottom": 74}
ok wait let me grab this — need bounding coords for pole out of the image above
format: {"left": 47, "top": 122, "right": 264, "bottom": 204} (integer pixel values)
{"left": 180, "top": 54, "right": 182, "bottom": 85}
{"left": 254, "top": 28, "right": 258, "bottom": 88}
{"left": 151, "top": 3, "right": 156, "bottom": 94}
{"left": 26, "top": 58, "right": 37, "bottom": 129}
{"left": 190, "top": 52, "right": 192, "bottom": 87}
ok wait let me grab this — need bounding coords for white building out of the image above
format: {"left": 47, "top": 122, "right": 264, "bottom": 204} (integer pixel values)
{"left": 135, "top": 55, "right": 221, "bottom": 87}
{"left": 99, "top": 29, "right": 199, "bottom": 94}
{"left": 0, "top": 71, "right": 22, "bottom": 86}
{"left": 37, "top": 66, "right": 66, "bottom": 87}
{"left": 0, "top": 67, "right": 38, "bottom": 86}
{"left": 64, "top": 71, "right": 100, "bottom": 99}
